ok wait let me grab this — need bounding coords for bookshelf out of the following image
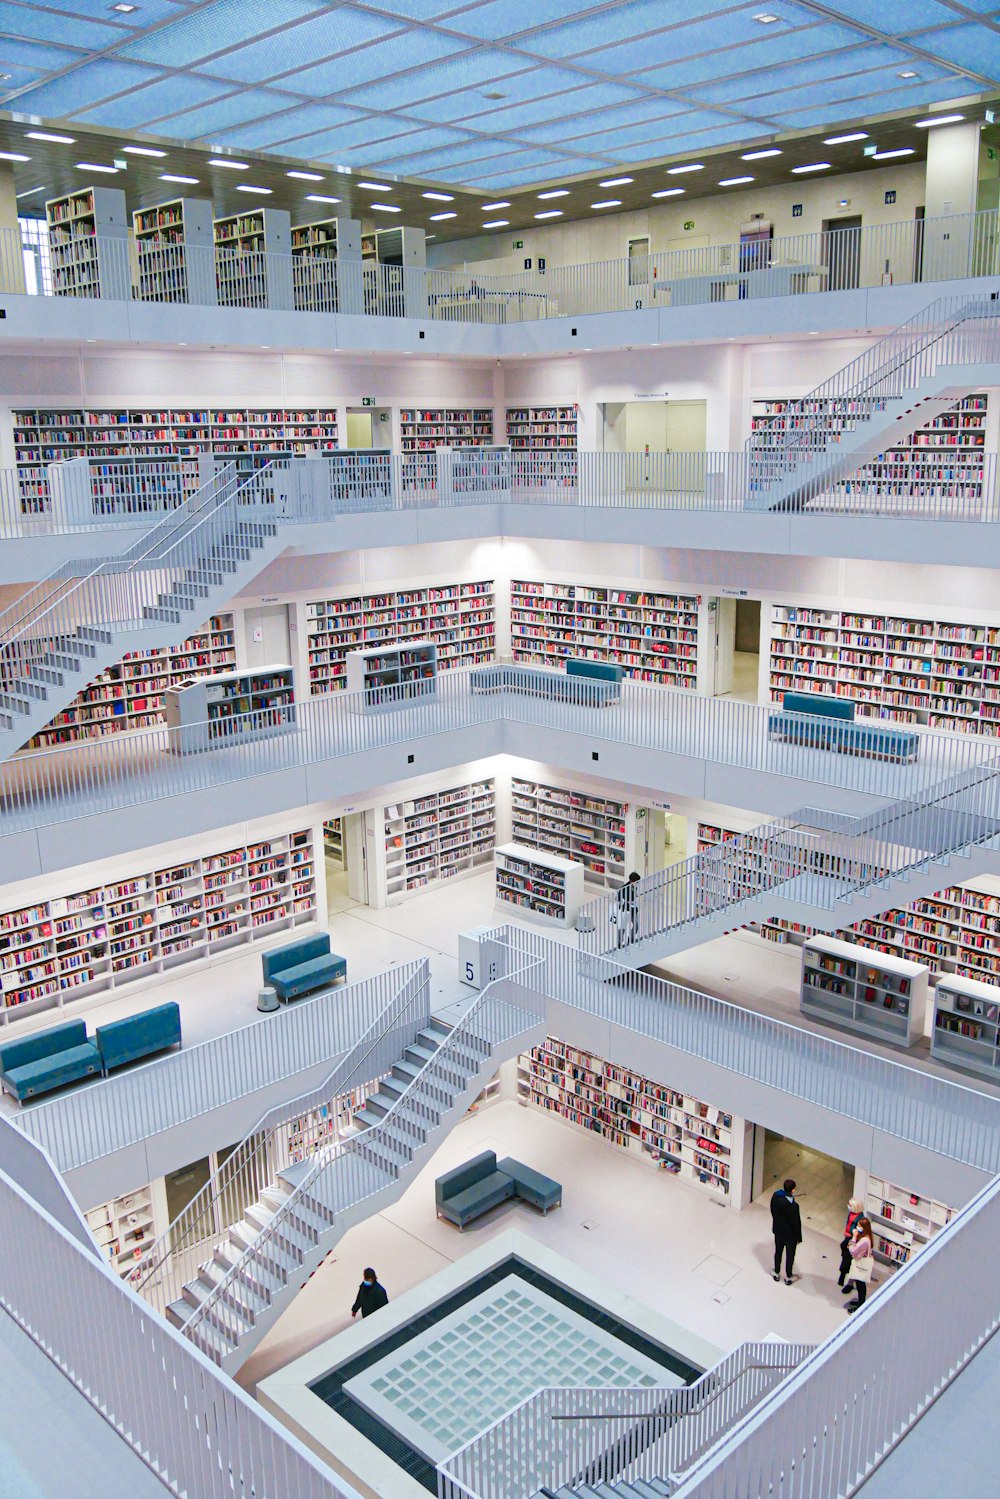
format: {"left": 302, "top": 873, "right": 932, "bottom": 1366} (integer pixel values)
{"left": 291, "top": 215, "right": 361, "bottom": 313}
{"left": 323, "top": 817, "right": 344, "bottom": 863}
{"left": 165, "top": 663, "right": 295, "bottom": 753}
{"left": 505, "top": 405, "right": 578, "bottom": 485}
{"left": 800, "top": 935, "right": 928, "bottom": 1049}
{"left": 86, "top": 1185, "right": 158, "bottom": 1282}
{"left": 517, "top": 1037, "right": 737, "bottom": 1199}
{"left": 133, "top": 198, "right": 216, "bottom": 305}
{"left": 511, "top": 777, "right": 631, "bottom": 890}
{"left": 345, "top": 641, "right": 437, "bottom": 709}
{"left": 303, "top": 580, "right": 495, "bottom": 695}
{"left": 494, "top": 843, "right": 584, "bottom": 928}
{"left": 399, "top": 408, "right": 495, "bottom": 452}
{"left": 510, "top": 579, "right": 699, "bottom": 688}
{"left": 0, "top": 828, "right": 317, "bottom": 1024}
{"left": 26, "top": 615, "right": 236, "bottom": 751}
{"left": 283, "top": 1084, "right": 372, "bottom": 1164}
{"left": 12, "top": 407, "right": 340, "bottom": 510}
{"left": 863, "top": 1174, "right": 954, "bottom": 1269}
{"left": 930, "top": 973, "right": 1000, "bottom": 1080}
{"left": 214, "top": 207, "right": 291, "bottom": 309}
{"left": 382, "top": 777, "right": 496, "bottom": 904}
{"left": 46, "top": 186, "right": 130, "bottom": 301}
{"left": 834, "top": 395, "right": 988, "bottom": 509}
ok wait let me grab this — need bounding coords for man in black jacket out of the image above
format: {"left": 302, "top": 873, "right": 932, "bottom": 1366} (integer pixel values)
{"left": 352, "top": 1267, "right": 389, "bottom": 1319}
{"left": 769, "top": 1179, "right": 802, "bottom": 1285}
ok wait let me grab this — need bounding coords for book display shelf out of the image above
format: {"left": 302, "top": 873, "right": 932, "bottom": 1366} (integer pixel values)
{"left": 46, "top": 186, "right": 130, "bottom": 300}
{"left": 494, "top": 843, "right": 585, "bottom": 928}
{"left": 87, "top": 1186, "right": 157, "bottom": 1283}
{"left": 0, "top": 829, "right": 317, "bottom": 1025}
{"left": 510, "top": 579, "right": 699, "bottom": 688}
{"left": 323, "top": 817, "right": 344, "bottom": 862}
{"left": 768, "top": 602, "right": 1000, "bottom": 735}
{"left": 930, "top": 973, "right": 1000, "bottom": 1080}
{"left": 165, "top": 664, "right": 295, "bottom": 753}
{"left": 864, "top": 1174, "right": 954, "bottom": 1269}
{"left": 383, "top": 778, "right": 496, "bottom": 903}
{"left": 283, "top": 1084, "right": 372, "bottom": 1164}
{"left": 290, "top": 215, "right": 360, "bottom": 312}
{"left": 304, "top": 580, "right": 495, "bottom": 695}
{"left": 800, "top": 935, "right": 928, "bottom": 1049}
{"left": 133, "top": 198, "right": 215, "bottom": 305}
{"left": 214, "top": 207, "right": 291, "bottom": 309}
{"left": 27, "top": 614, "right": 236, "bottom": 751}
{"left": 345, "top": 641, "right": 437, "bottom": 709}
{"left": 399, "top": 408, "right": 495, "bottom": 453}
{"left": 511, "top": 777, "right": 629, "bottom": 890}
{"left": 12, "top": 407, "right": 340, "bottom": 509}
{"left": 834, "top": 395, "right": 988, "bottom": 508}
{"left": 505, "top": 405, "right": 578, "bottom": 484}
{"left": 517, "top": 1037, "right": 736, "bottom": 1199}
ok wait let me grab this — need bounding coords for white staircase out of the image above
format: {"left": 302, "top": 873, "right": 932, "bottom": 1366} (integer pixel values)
{"left": 0, "top": 465, "right": 286, "bottom": 759}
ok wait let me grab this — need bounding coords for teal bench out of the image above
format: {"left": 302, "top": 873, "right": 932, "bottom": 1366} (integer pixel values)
{"left": 0, "top": 1020, "right": 102, "bottom": 1102}
{"left": 262, "top": 934, "right": 347, "bottom": 1003}
{"left": 470, "top": 663, "right": 620, "bottom": 706}
{"left": 566, "top": 657, "right": 623, "bottom": 687}
{"left": 768, "top": 691, "right": 919, "bottom": 764}
{"left": 435, "top": 1149, "right": 562, "bottom": 1230}
{"left": 95, "top": 1002, "right": 181, "bottom": 1074}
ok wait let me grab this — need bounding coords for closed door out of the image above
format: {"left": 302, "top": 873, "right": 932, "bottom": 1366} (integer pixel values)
{"left": 823, "top": 216, "right": 862, "bottom": 290}
{"left": 628, "top": 235, "right": 650, "bottom": 286}
{"left": 665, "top": 400, "right": 707, "bottom": 452}
{"left": 346, "top": 411, "right": 373, "bottom": 448}
{"left": 243, "top": 605, "right": 291, "bottom": 669}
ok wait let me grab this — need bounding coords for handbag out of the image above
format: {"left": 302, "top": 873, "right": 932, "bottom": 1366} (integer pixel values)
{"left": 852, "top": 1253, "right": 875, "bottom": 1283}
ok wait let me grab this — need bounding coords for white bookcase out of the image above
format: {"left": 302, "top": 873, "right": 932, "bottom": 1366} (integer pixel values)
{"left": 214, "top": 207, "right": 292, "bottom": 309}
{"left": 399, "top": 407, "right": 495, "bottom": 452}
{"left": 291, "top": 214, "right": 362, "bottom": 313}
{"left": 510, "top": 579, "right": 699, "bottom": 688}
{"left": 345, "top": 640, "right": 437, "bottom": 709}
{"left": 930, "top": 972, "right": 1000, "bottom": 1080}
{"left": 133, "top": 198, "right": 216, "bottom": 305}
{"left": 164, "top": 663, "right": 295, "bottom": 753}
{"left": 800, "top": 935, "right": 928, "bottom": 1049}
{"left": 86, "top": 1184, "right": 159, "bottom": 1283}
{"left": 505, "top": 405, "right": 578, "bottom": 485}
{"left": 381, "top": 778, "right": 496, "bottom": 905}
{"left": 494, "top": 843, "right": 585, "bottom": 928}
{"left": 46, "top": 186, "right": 130, "bottom": 300}
{"left": 510, "top": 777, "right": 633, "bottom": 890}
{"left": 863, "top": 1173, "right": 955, "bottom": 1269}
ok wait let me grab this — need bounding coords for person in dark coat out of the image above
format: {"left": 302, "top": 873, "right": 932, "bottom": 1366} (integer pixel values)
{"left": 352, "top": 1267, "right": 389, "bottom": 1318}
{"left": 616, "top": 871, "right": 641, "bottom": 946}
{"left": 837, "top": 1197, "right": 864, "bottom": 1289}
{"left": 769, "top": 1179, "right": 803, "bottom": 1285}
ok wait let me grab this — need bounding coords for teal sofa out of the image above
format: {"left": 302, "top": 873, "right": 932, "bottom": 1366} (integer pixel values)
{"left": 0, "top": 1020, "right": 102, "bottom": 1102}
{"left": 768, "top": 690, "right": 919, "bottom": 764}
{"left": 566, "top": 657, "right": 623, "bottom": 687}
{"left": 262, "top": 934, "right": 347, "bottom": 1003}
{"left": 96, "top": 1002, "right": 181, "bottom": 1073}
{"left": 435, "top": 1149, "right": 562, "bottom": 1230}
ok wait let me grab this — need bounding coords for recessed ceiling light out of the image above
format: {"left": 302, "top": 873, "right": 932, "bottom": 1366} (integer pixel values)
{"left": 287, "top": 170, "right": 323, "bottom": 181}
{"left": 824, "top": 132, "right": 868, "bottom": 144}
{"left": 371, "top": 202, "right": 401, "bottom": 212}
{"left": 209, "top": 157, "right": 249, "bottom": 169}
{"left": 161, "top": 174, "right": 198, "bottom": 184}
{"left": 915, "top": 114, "right": 965, "bottom": 127}
{"left": 538, "top": 189, "right": 569, "bottom": 199}
{"left": 482, "top": 219, "right": 508, "bottom": 227}
{"left": 742, "top": 148, "right": 781, "bottom": 160}
{"left": 112, "top": 2, "right": 138, "bottom": 11}
{"left": 591, "top": 199, "right": 621, "bottom": 208}
{"left": 422, "top": 191, "right": 454, "bottom": 201}
{"left": 753, "top": 11, "right": 780, "bottom": 21}
{"left": 719, "top": 175, "right": 754, "bottom": 186}
{"left": 0, "top": 152, "right": 29, "bottom": 162}
{"left": 898, "top": 70, "right": 918, "bottom": 78}
{"left": 26, "top": 131, "right": 74, "bottom": 144}
{"left": 358, "top": 181, "right": 391, "bottom": 190}
{"left": 667, "top": 163, "right": 703, "bottom": 175}
{"left": 652, "top": 188, "right": 685, "bottom": 198}
{"left": 481, "top": 200, "right": 510, "bottom": 210}
{"left": 429, "top": 211, "right": 456, "bottom": 220}
{"left": 76, "top": 162, "right": 118, "bottom": 173}
{"left": 236, "top": 184, "right": 271, "bottom": 194}
{"left": 535, "top": 210, "right": 563, "bottom": 219}
{"left": 599, "top": 176, "right": 633, "bottom": 186}
{"left": 305, "top": 194, "right": 340, "bottom": 203}
{"left": 123, "top": 145, "right": 165, "bottom": 157}
{"left": 872, "top": 147, "right": 915, "bottom": 160}
{"left": 792, "top": 161, "right": 832, "bottom": 173}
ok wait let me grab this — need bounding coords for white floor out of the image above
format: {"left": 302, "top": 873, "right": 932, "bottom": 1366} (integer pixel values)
{"left": 236, "top": 1098, "right": 851, "bottom": 1398}
{"left": 715, "top": 651, "right": 760, "bottom": 704}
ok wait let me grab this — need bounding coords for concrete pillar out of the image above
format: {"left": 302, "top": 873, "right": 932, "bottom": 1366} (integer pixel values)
{"left": 923, "top": 121, "right": 982, "bottom": 281}
{"left": 0, "top": 163, "right": 25, "bottom": 294}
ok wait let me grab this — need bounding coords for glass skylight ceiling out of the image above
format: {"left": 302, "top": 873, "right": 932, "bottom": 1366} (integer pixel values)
{"left": 0, "top": 0, "right": 998, "bottom": 188}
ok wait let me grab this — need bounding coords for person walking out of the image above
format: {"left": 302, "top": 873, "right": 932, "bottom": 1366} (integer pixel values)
{"left": 837, "top": 1197, "right": 864, "bottom": 1290}
{"left": 769, "top": 1178, "right": 802, "bottom": 1285}
{"left": 616, "top": 871, "right": 641, "bottom": 946}
{"left": 351, "top": 1267, "right": 389, "bottom": 1319}
{"left": 845, "top": 1218, "right": 875, "bottom": 1313}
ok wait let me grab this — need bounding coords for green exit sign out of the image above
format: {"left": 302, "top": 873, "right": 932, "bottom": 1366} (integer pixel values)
{"left": 513, "top": 239, "right": 524, "bottom": 249}
{"left": 361, "top": 396, "right": 375, "bottom": 407}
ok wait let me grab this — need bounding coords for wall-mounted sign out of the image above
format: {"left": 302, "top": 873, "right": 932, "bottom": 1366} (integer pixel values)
{"left": 523, "top": 257, "right": 532, "bottom": 269}
{"left": 537, "top": 256, "right": 546, "bottom": 271}
{"left": 792, "top": 203, "right": 803, "bottom": 217}
{"left": 632, "top": 392, "right": 669, "bottom": 399}
{"left": 260, "top": 596, "right": 278, "bottom": 603}
{"left": 513, "top": 239, "right": 524, "bottom": 249}
{"left": 884, "top": 189, "right": 897, "bottom": 205}
{"left": 379, "top": 412, "right": 389, "bottom": 422}
{"left": 721, "top": 587, "right": 749, "bottom": 597}
{"left": 683, "top": 220, "right": 695, "bottom": 230}
{"left": 863, "top": 143, "right": 877, "bottom": 156}
{"left": 361, "top": 396, "right": 375, "bottom": 406}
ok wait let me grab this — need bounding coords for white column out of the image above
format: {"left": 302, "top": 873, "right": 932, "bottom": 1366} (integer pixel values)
{"left": 923, "top": 121, "right": 982, "bottom": 280}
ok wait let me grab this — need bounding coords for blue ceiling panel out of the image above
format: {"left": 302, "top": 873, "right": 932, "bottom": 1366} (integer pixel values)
{"left": 343, "top": 0, "right": 483, "bottom": 17}
{"left": 11, "top": 59, "right": 164, "bottom": 117}
{"left": 151, "top": 87, "right": 304, "bottom": 136}
{"left": 458, "top": 84, "right": 662, "bottom": 135}
{"left": 691, "top": 44, "right": 915, "bottom": 103}
{"left": 512, "top": 96, "right": 688, "bottom": 141}
{"left": 264, "top": 121, "right": 406, "bottom": 156}
{"left": 0, "top": 37, "right": 89, "bottom": 71}
{"left": 292, "top": 32, "right": 469, "bottom": 96}
{"left": 198, "top": 12, "right": 413, "bottom": 84}
{"left": 743, "top": 63, "right": 968, "bottom": 112}
{"left": 631, "top": 25, "right": 880, "bottom": 90}
{"left": 444, "top": 0, "right": 609, "bottom": 42}
{"left": 520, "top": 0, "right": 756, "bottom": 61}
{"left": 336, "top": 47, "right": 531, "bottom": 108}
{"left": 823, "top": 0, "right": 979, "bottom": 29}
{"left": 455, "top": 153, "right": 608, "bottom": 185}
{"left": 119, "top": 0, "right": 328, "bottom": 67}
{"left": 76, "top": 72, "right": 229, "bottom": 127}
{"left": 767, "top": 77, "right": 973, "bottom": 126}
{"left": 0, "top": 1, "right": 123, "bottom": 47}
{"left": 907, "top": 24, "right": 1000, "bottom": 78}
{"left": 215, "top": 102, "right": 366, "bottom": 145}
{"left": 31, "top": 0, "right": 191, "bottom": 20}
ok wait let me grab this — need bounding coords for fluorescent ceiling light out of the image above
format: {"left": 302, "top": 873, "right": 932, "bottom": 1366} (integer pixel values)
{"left": 123, "top": 145, "right": 166, "bottom": 157}
{"left": 371, "top": 202, "right": 401, "bottom": 212}
{"left": 306, "top": 193, "right": 340, "bottom": 203}
{"left": 482, "top": 219, "right": 508, "bottom": 227}
{"left": 898, "top": 70, "right": 918, "bottom": 78}
{"left": 16, "top": 185, "right": 46, "bottom": 198}
{"left": 667, "top": 163, "right": 703, "bottom": 174}
{"left": 742, "top": 148, "right": 781, "bottom": 160}
{"left": 76, "top": 162, "right": 118, "bottom": 173}
{"left": 599, "top": 176, "right": 633, "bottom": 186}
{"left": 753, "top": 11, "right": 780, "bottom": 20}
{"left": 914, "top": 114, "right": 964, "bottom": 127}
{"left": 236, "top": 184, "right": 271, "bottom": 194}
{"left": 422, "top": 191, "right": 454, "bottom": 201}
{"left": 429, "top": 211, "right": 456, "bottom": 220}
{"left": 718, "top": 175, "right": 754, "bottom": 186}
{"left": 535, "top": 210, "right": 562, "bottom": 219}
{"left": 0, "top": 152, "right": 29, "bottom": 162}
{"left": 652, "top": 188, "right": 685, "bottom": 198}
{"left": 26, "top": 131, "right": 74, "bottom": 143}
{"left": 209, "top": 157, "right": 249, "bottom": 169}
{"left": 358, "top": 180, "right": 391, "bottom": 190}
{"left": 872, "top": 147, "right": 915, "bottom": 159}
{"left": 112, "top": 3, "right": 138, "bottom": 11}
{"left": 481, "top": 200, "right": 510, "bottom": 209}
{"left": 591, "top": 199, "right": 621, "bottom": 208}
{"left": 791, "top": 161, "right": 832, "bottom": 173}
{"left": 824, "top": 131, "right": 868, "bottom": 144}
{"left": 537, "top": 188, "right": 569, "bottom": 199}
{"left": 288, "top": 170, "right": 322, "bottom": 181}
{"left": 161, "top": 173, "right": 198, "bottom": 184}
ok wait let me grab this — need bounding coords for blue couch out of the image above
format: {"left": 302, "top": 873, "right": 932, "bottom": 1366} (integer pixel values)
{"left": 0, "top": 1019, "right": 102, "bottom": 1102}
{"left": 262, "top": 934, "right": 347, "bottom": 1003}
{"left": 470, "top": 663, "right": 620, "bottom": 706}
{"left": 768, "top": 691, "right": 919, "bottom": 764}
{"left": 566, "top": 657, "right": 623, "bottom": 687}
{"left": 435, "top": 1149, "right": 562, "bottom": 1230}
{"left": 95, "top": 1002, "right": 181, "bottom": 1073}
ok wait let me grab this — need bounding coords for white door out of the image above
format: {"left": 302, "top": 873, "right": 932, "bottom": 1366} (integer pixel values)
{"left": 243, "top": 605, "right": 291, "bottom": 669}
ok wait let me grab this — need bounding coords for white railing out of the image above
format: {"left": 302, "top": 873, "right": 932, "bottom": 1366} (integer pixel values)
{"left": 10, "top": 962, "right": 424, "bottom": 1174}
{"left": 0, "top": 1161, "right": 354, "bottom": 1499}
